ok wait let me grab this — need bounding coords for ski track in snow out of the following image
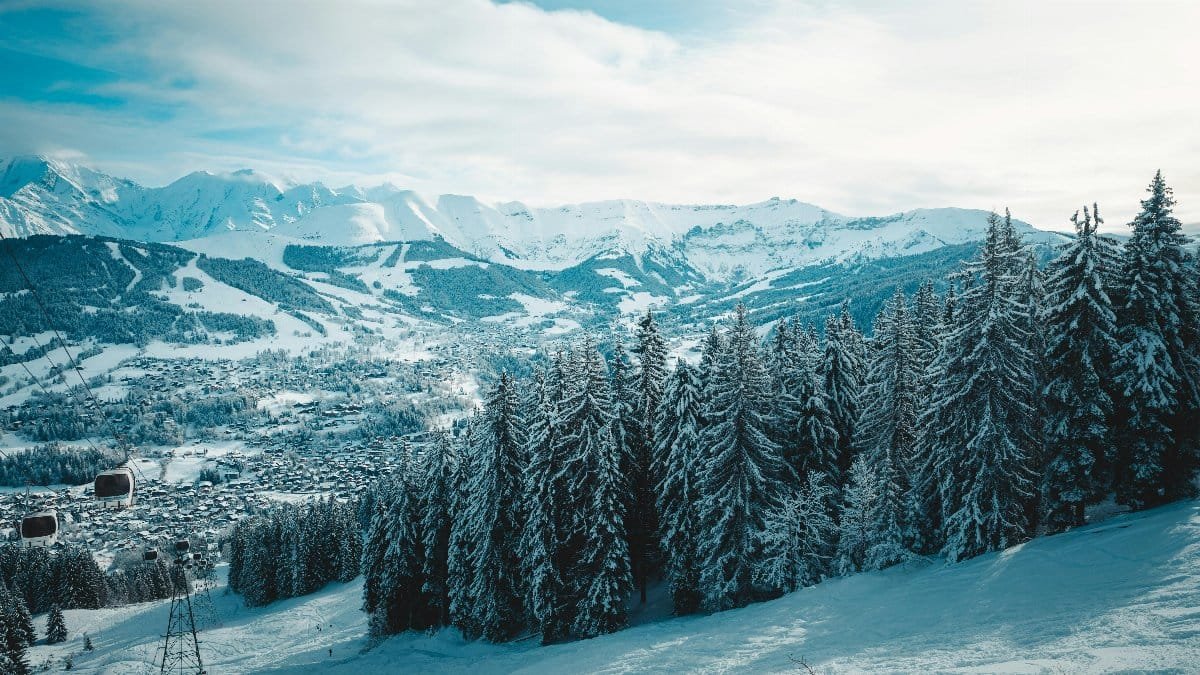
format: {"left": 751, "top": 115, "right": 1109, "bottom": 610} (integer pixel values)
{"left": 104, "top": 242, "right": 141, "bottom": 301}
{"left": 25, "top": 500, "right": 1200, "bottom": 674}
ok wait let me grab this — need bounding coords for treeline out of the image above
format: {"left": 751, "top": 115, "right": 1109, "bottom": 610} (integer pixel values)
{"left": 0, "top": 544, "right": 175, "bottom": 673}
{"left": 0, "top": 545, "right": 109, "bottom": 614}
{"left": 358, "top": 172, "right": 1198, "bottom": 645}
{"left": 227, "top": 497, "right": 361, "bottom": 607}
{"left": 197, "top": 255, "right": 335, "bottom": 315}
{"left": 0, "top": 444, "right": 119, "bottom": 487}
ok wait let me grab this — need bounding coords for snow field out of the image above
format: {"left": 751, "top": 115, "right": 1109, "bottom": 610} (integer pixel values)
{"left": 24, "top": 499, "right": 1200, "bottom": 674}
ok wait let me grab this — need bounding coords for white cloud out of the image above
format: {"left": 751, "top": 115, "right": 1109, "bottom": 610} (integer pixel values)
{"left": 4, "top": 0, "right": 1199, "bottom": 229}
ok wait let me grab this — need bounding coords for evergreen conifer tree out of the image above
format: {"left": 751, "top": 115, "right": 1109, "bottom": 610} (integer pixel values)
{"left": 628, "top": 310, "right": 668, "bottom": 605}
{"left": 920, "top": 211, "right": 1039, "bottom": 562}
{"left": 835, "top": 456, "right": 882, "bottom": 574}
{"left": 462, "top": 373, "right": 528, "bottom": 641}
{"left": 521, "top": 358, "right": 572, "bottom": 643}
{"left": 697, "top": 305, "right": 784, "bottom": 610}
{"left": 1112, "top": 171, "right": 1200, "bottom": 508}
{"left": 653, "top": 360, "right": 705, "bottom": 615}
{"left": 45, "top": 605, "right": 67, "bottom": 644}
{"left": 415, "top": 431, "right": 457, "bottom": 629}
{"left": 1041, "top": 205, "right": 1121, "bottom": 531}
{"left": 822, "top": 304, "right": 865, "bottom": 479}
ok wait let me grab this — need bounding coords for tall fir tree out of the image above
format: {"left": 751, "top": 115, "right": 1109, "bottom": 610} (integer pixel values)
{"left": 697, "top": 305, "right": 785, "bottom": 610}
{"left": 653, "top": 360, "right": 705, "bottom": 615}
{"left": 793, "top": 366, "right": 840, "bottom": 483}
{"left": 560, "top": 344, "right": 632, "bottom": 638}
{"left": 447, "top": 421, "right": 481, "bottom": 638}
{"left": 822, "top": 303, "right": 865, "bottom": 480}
{"left": 1112, "top": 171, "right": 1200, "bottom": 508}
{"left": 1040, "top": 205, "right": 1121, "bottom": 531}
{"left": 628, "top": 310, "right": 668, "bottom": 604}
{"left": 856, "top": 288, "right": 918, "bottom": 560}
{"left": 462, "top": 373, "right": 528, "bottom": 642}
{"left": 608, "top": 342, "right": 650, "bottom": 607}
{"left": 415, "top": 431, "right": 457, "bottom": 629}
{"left": 768, "top": 317, "right": 813, "bottom": 488}
{"left": 920, "top": 211, "right": 1039, "bottom": 562}
{"left": 521, "top": 358, "right": 573, "bottom": 643}
{"left": 362, "top": 451, "right": 421, "bottom": 638}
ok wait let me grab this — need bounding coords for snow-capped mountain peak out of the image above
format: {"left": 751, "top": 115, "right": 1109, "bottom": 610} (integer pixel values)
{"left": 0, "top": 156, "right": 1061, "bottom": 281}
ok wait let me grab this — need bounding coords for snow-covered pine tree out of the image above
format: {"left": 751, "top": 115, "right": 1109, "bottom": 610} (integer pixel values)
{"left": 911, "top": 280, "right": 942, "bottom": 387}
{"left": 797, "top": 323, "right": 822, "bottom": 371}
{"left": 1040, "top": 205, "right": 1121, "bottom": 531}
{"left": 629, "top": 310, "right": 668, "bottom": 605}
{"left": 755, "top": 470, "right": 838, "bottom": 594}
{"left": 855, "top": 288, "right": 917, "bottom": 562}
{"left": 45, "top": 605, "right": 66, "bottom": 644}
{"left": 822, "top": 303, "right": 865, "bottom": 480}
{"left": 415, "top": 430, "right": 457, "bottom": 629}
{"left": 653, "top": 360, "right": 705, "bottom": 615}
{"left": 697, "top": 304, "right": 785, "bottom": 611}
{"left": 942, "top": 286, "right": 957, "bottom": 326}
{"left": 921, "top": 211, "right": 1039, "bottom": 562}
{"left": 1112, "top": 172, "right": 1200, "bottom": 508}
{"left": 908, "top": 279, "right": 944, "bottom": 551}
{"left": 336, "top": 499, "right": 362, "bottom": 584}
{"left": 608, "top": 341, "right": 649, "bottom": 607}
{"left": 7, "top": 590, "right": 34, "bottom": 648}
{"left": 1017, "top": 243, "right": 1049, "bottom": 531}
{"left": 571, "top": 420, "right": 632, "bottom": 638}
{"left": 0, "top": 587, "right": 29, "bottom": 649}
{"left": 794, "top": 365, "right": 840, "bottom": 484}
{"left": 362, "top": 454, "right": 421, "bottom": 637}
{"left": 463, "top": 372, "right": 528, "bottom": 642}
{"left": 834, "top": 455, "right": 882, "bottom": 574}
{"left": 768, "top": 318, "right": 797, "bottom": 383}
{"left": 767, "top": 317, "right": 813, "bottom": 488}
{"left": 559, "top": 343, "right": 632, "bottom": 637}
{"left": 447, "top": 420, "right": 481, "bottom": 638}
{"left": 697, "top": 324, "right": 724, "bottom": 400}
{"left": 0, "top": 586, "right": 32, "bottom": 675}
{"left": 521, "top": 357, "right": 572, "bottom": 643}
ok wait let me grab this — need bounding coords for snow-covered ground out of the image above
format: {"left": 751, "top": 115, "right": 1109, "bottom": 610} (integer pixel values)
{"left": 26, "top": 499, "right": 1200, "bottom": 673}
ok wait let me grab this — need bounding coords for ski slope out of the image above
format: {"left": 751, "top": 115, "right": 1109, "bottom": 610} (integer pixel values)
{"left": 28, "top": 500, "right": 1200, "bottom": 673}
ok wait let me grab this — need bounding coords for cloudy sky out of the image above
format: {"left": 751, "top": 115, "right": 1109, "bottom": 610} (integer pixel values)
{"left": 1, "top": 0, "right": 1197, "bottom": 228}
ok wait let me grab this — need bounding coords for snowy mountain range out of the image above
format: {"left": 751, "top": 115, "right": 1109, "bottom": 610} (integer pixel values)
{"left": 0, "top": 155, "right": 1061, "bottom": 283}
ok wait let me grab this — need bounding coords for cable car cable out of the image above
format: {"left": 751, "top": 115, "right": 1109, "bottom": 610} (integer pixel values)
{"left": 2, "top": 341, "right": 113, "bottom": 459}
{"left": 1, "top": 231, "right": 137, "bottom": 463}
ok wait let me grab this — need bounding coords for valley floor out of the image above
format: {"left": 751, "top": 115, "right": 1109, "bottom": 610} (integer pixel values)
{"left": 30, "top": 500, "right": 1200, "bottom": 674}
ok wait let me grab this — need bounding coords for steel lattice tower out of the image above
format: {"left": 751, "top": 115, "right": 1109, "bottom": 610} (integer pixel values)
{"left": 158, "top": 564, "right": 205, "bottom": 674}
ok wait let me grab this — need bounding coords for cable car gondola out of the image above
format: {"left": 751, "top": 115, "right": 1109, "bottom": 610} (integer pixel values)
{"left": 144, "top": 548, "right": 159, "bottom": 562}
{"left": 94, "top": 467, "right": 135, "bottom": 508}
{"left": 20, "top": 509, "right": 59, "bottom": 547}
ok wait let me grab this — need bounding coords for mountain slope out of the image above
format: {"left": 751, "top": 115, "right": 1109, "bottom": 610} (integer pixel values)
{"left": 25, "top": 500, "right": 1200, "bottom": 673}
